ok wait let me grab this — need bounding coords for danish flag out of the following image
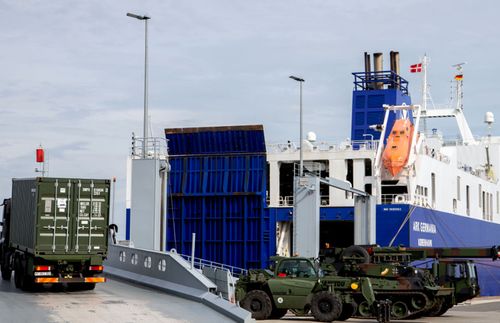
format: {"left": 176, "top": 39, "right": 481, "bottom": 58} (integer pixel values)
{"left": 410, "top": 63, "right": 422, "bottom": 73}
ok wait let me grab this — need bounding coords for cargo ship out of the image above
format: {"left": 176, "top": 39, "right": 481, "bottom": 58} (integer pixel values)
{"left": 126, "top": 51, "right": 500, "bottom": 295}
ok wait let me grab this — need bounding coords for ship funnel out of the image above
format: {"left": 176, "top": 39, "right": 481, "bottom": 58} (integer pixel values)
{"left": 364, "top": 52, "right": 372, "bottom": 89}
{"left": 373, "top": 52, "right": 383, "bottom": 89}
{"left": 390, "top": 51, "right": 400, "bottom": 89}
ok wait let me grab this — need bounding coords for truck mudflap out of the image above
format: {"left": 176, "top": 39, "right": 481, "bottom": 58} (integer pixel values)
{"left": 34, "top": 276, "right": 106, "bottom": 284}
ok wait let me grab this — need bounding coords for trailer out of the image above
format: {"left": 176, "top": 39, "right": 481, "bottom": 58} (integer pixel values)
{"left": 0, "top": 177, "right": 110, "bottom": 290}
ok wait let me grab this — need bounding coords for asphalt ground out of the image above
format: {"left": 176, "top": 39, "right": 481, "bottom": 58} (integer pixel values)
{"left": 0, "top": 274, "right": 234, "bottom": 323}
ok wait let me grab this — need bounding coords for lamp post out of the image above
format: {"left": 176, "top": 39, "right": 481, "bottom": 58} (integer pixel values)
{"left": 127, "top": 12, "right": 151, "bottom": 158}
{"left": 289, "top": 76, "right": 305, "bottom": 176}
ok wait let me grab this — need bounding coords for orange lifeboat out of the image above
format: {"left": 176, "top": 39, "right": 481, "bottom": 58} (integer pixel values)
{"left": 382, "top": 118, "right": 414, "bottom": 176}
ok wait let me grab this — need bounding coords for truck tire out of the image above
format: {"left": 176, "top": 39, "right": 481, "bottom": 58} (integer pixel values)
{"left": 269, "top": 307, "right": 288, "bottom": 319}
{"left": 311, "top": 291, "right": 342, "bottom": 322}
{"left": 241, "top": 290, "right": 272, "bottom": 320}
{"left": 1, "top": 265, "right": 11, "bottom": 280}
{"left": 337, "top": 301, "right": 357, "bottom": 321}
{"left": 341, "top": 245, "right": 370, "bottom": 264}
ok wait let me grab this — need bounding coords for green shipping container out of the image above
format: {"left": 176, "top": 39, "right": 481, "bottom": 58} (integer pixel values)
{"left": 10, "top": 177, "right": 110, "bottom": 261}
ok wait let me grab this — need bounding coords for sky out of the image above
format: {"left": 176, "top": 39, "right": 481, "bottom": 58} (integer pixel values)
{"left": 1, "top": 0, "right": 499, "bottom": 238}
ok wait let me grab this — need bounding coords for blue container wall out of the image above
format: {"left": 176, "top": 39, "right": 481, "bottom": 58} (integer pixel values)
{"left": 166, "top": 127, "right": 274, "bottom": 270}
{"left": 351, "top": 89, "right": 412, "bottom": 142}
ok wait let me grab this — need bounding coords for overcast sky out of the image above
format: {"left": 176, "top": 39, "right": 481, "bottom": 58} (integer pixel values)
{"left": 1, "top": 1, "right": 499, "bottom": 237}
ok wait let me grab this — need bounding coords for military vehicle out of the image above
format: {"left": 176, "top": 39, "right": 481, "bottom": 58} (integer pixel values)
{"left": 320, "top": 245, "right": 500, "bottom": 319}
{"left": 0, "top": 178, "right": 110, "bottom": 291}
{"left": 236, "top": 256, "right": 391, "bottom": 322}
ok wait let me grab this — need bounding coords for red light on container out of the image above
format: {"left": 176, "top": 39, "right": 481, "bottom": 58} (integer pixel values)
{"left": 89, "top": 265, "right": 103, "bottom": 271}
{"left": 35, "top": 265, "right": 51, "bottom": 271}
{"left": 36, "top": 148, "right": 45, "bottom": 163}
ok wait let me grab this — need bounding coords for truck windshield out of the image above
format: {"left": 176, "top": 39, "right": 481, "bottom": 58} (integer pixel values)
{"left": 277, "top": 259, "right": 316, "bottom": 278}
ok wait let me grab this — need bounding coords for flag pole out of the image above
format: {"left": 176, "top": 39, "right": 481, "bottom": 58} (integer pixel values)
{"left": 422, "top": 55, "right": 428, "bottom": 134}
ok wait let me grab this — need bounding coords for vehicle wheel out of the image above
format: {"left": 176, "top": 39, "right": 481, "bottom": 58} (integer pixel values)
{"left": 426, "top": 297, "right": 444, "bottom": 316}
{"left": 357, "top": 301, "right": 372, "bottom": 317}
{"left": 411, "top": 294, "right": 427, "bottom": 310}
{"left": 1, "top": 250, "right": 12, "bottom": 280}
{"left": 391, "top": 301, "right": 409, "bottom": 319}
{"left": 337, "top": 301, "right": 357, "bottom": 321}
{"left": 241, "top": 290, "right": 273, "bottom": 320}
{"left": 340, "top": 245, "right": 370, "bottom": 264}
{"left": 310, "top": 291, "right": 342, "bottom": 322}
{"left": 268, "top": 307, "right": 288, "bottom": 319}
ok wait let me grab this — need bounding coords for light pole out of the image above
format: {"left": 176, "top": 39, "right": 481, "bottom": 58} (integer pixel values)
{"left": 289, "top": 76, "right": 305, "bottom": 176}
{"left": 127, "top": 12, "right": 151, "bottom": 158}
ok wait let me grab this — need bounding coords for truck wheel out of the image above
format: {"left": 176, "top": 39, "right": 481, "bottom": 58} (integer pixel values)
{"left": 341, "top": 245, "right": 370, "bottom": 264}
{"left": 1, "top": 261, "right": 11, "bottom": 280}
{"left": 14, "top": 258, "right": 23, "bottom": 289}
{"left": 311, "top": 291, "right": 342, "bottom": 322}
{"left": 241, "top": 290, "right": 272, "bottom": 320}
{"left": 337, "top": 302, "right": 357, "bottom": 321}
{"left": 269, "top": 307, "right": 288, "bottom": 319}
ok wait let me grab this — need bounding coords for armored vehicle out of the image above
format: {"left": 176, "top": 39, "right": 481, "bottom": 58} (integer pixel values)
{"left": 236, "top": 256, "right": 391, "bottom": 322}
{"left": 0, "top": 177, "right": 110, "bottom": 290}
{"left": 321, "top": 245, "right": 500, "bottom": 319}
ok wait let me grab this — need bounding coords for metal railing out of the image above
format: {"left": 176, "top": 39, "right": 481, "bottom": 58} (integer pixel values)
{"left": 266, "top": 139, "right": 378, "bottom": 154}
{"left": 131, "top": 135, "right": 168, "bottom": 160}
{"left": 178, "top": 252, "right": 248, "bottom": 278}
{"left": 381, "top": 193, "right": 409, "bottom": 204}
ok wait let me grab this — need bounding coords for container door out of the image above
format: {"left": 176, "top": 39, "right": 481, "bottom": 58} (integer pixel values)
{"left": 37, "top": 178, "right": 74, "bottom": 253}
{"left": 72, "top": 179, "right": 109, "bottom": 254}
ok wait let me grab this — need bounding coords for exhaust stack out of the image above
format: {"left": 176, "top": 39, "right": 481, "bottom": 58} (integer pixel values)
{"left": 373, "top": 52, "right": 383, "bottom": 89}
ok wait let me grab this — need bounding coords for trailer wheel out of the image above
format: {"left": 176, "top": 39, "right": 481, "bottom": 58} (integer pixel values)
{"left": 14, "top": 259, "right": 26, "bottom": 289}
{"left": 1, "top": 256, "right": 11, "bottom": 280}
{"left": 241, "top": 290, "right": 273, "bottom": 320}
{"left": 310, "top": 291, "right": 342, "bottom": 322}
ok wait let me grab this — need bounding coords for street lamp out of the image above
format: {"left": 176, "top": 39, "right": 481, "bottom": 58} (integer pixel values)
{"left": 289, "top": 75, "right": 305, "bottom": 176}
{"left": 127, "top": 12, "right": 151, "bottom": 158}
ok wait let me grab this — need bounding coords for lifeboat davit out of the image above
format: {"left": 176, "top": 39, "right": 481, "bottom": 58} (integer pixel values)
{"left": 382, "top": 118, "right": 414, "bottom": 176}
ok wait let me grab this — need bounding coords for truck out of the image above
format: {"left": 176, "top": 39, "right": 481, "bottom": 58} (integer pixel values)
{"left": 236, "top": 256, "right": 391, "bottom": 322}
{"left": 0, "top": 177, "right": 110, "bottom": 290}
{"left": 320, "top": 245, "right": 500, "bottom": 318}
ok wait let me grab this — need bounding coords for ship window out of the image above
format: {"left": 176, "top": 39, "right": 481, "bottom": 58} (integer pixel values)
{"left": 497, "top": 191, "right": 499, "bottom": 214}
{"left": 466, "top": 185, "right": 470, "bottom": 216}
{"left": 457, "top": 176, "right": 461, "bottom": 201}
{"left": 424, "top": 187, "right": 428, "bottom": 197}
{"left": 490, "top": 193, "right": 494, "bottom": 221}
{"left": 431, "top": 173, "right": 436, "bottom": 207}
{"left": 364, "top": 159, "right": 372, "bottom": 176}
{"left": 400, "top": 131, "right": 404, "bottom": 135}
{"left": 453, "top": 199, "right": 457, "bottom": 212}
{"left": 479, "top": 184, "right": 482, "bottom": 208}
{"left": 346, "top": 159, "right": 353, "bottom": 199}
{"left": 482, "top": 191, "right": 486, "bottom": 219}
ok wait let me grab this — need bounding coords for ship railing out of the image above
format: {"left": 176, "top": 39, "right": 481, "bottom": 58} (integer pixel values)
{"left": 131, "top": 135, "right": 169, "bottom": 160}
{"left": 352, "top": 70, "right": 409, "bottom": 94}
{"left": 422, "top": 146, "right": 450, "bottom": 164}
{"left": 381, "top": 193, "right": 410, "bottom": 204}
{"left": 178, "top": 252, "right": 248, "bottom": 278}
{"left": 266, "top": 140, "right": 378, "bottom": 154}
{"left": 276, "top": 195, "right": 329, "bottom": 207}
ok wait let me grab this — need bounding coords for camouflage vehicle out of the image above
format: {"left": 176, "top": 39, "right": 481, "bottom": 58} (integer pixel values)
{"left": 320, "top": 245, "right": 500, "bottom": 319}
{"left": 236, "top": 256, "right": 391, "bottom": 322}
